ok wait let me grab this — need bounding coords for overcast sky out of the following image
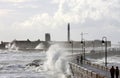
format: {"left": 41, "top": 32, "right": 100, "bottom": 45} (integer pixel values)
{"left": 0, "top": 0, "right": 120, "bottom": 44}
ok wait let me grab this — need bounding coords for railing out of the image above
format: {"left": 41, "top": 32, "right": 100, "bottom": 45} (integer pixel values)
{"left": 84, "top": 61, "right": 109, "bottom": 71}
{"left": 69, "top": 62, "right": 107, "bottom": 78}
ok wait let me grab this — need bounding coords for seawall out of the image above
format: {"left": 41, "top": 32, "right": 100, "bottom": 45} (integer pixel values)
{"left": 69, "top": 62, "right": 107, "bottom": 78}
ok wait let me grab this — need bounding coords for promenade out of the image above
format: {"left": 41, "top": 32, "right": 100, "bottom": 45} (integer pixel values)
{"left": 70, "top": 60, "right": 120, "bottom": 78}
{"left": 78, "top": 62, "right": 110, "bottom": 78}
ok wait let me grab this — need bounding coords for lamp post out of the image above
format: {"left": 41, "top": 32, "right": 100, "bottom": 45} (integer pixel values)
{"left": 81, "top": 39, "right": 85, "bottom": 60}
{"left": 102, "top": 36, "right": 107, "bottom": 67}
{"left": 80, "top": 32, "right": 87, "bottom": 61}
{"left": 69, "top": 41, "right": 73, "bottom": 57}
{"left": 92, "top": 41, "right": 95, "bottom": 51}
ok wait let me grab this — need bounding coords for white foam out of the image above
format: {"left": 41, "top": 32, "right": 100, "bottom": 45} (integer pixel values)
{"left": 35, "top": 43, "right": 45, "bottom": 49}
{"left": 43, "top": 44, "right": 71, "bottom": 78}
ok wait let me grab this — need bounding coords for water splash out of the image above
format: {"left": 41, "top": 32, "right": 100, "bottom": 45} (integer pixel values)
{"left": 6, "top": 43, "right": 19, "bottom": 51}
{"left": 35, "top": 43, "right": 45, "bottom": 49}
{"left": 44, "top": 44, "right": 71, "bottom": 78}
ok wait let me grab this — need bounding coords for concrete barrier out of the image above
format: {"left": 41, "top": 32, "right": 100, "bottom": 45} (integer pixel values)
{"left": 69, "top": 62, "right": 107, "bottom": 78}
{"left": 84, "top": 61, "right": 109, "bottom": 71}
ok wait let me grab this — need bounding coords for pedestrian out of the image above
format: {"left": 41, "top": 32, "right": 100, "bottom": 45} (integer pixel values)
{"left": 115, "top": 66, "right": 119, "bottom": 78}
{"left": 76, "top": 56, "right": 79, "bottom": 65}
{"left": 110, "top": 66, "right": 115, "bottom": 78}
{"left": 80, "top": 55, "right": 83, "bottom": 64}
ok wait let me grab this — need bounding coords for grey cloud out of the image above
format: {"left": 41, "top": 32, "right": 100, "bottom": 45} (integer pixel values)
{"left": 0, "top": 0, "right": 29, "bottom": 3}
{"left": 18, "top": 0, "right": 120, "bottom": 27}
{"left": 0, "top": 0, "right": 120, "bottom": 42}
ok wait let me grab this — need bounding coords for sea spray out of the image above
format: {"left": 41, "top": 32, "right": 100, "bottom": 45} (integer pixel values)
{"left": 35, "top": 43, "right": 45, "bottom": 49}
{"left": 44, "top": 44, "right": 71, "bottom": 78}
{"left": 24, "top": 44, "right": 72, "bottom": 78}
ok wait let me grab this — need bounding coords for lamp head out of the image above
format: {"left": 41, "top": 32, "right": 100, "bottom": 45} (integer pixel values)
{"left": 81, "top": 41, "right": 83, "bottom": 44}
{"left": 102, "top": 40, "right": 105, "bottom": 43}
{"left": 81, "top": 41, "right": 84, "bottom": 45}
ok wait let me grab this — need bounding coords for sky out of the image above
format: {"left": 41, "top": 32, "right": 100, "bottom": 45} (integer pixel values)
{"left": 0, "top": 0, "right": 120, "bottom": 44}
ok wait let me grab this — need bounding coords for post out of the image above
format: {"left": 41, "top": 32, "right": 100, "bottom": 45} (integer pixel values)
{"left": 80, "top": 32, "right": 88, "bottom": 41}
{"left": 72, "top": 41, "right": 73, "bottom": 57}
{"left": 92, "top": 41, "right": 95, "bottom": 51}
{"left": 102, "top": 36, "right": 107, "bottom": 67}
{"left": 70, "top": 41, "right": 73, "bottom": 57}
{"left": 80, "top": 32, "right": 87, "bottom": 60}
{"left": 81, "top": 39, "right": 85, "bottom": 60}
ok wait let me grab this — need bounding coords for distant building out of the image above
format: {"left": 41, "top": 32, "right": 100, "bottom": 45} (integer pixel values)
{"left": 0, "top": 41, "right": 9, "bottom": 49}
{"left": 7, "top": 39, "right": 41, "bottom": 50}
{"left": 5, "top": 39, "right": 111, "bottom": 51}
{"left": 1, "top": 31, "right": 111, "bottom": 51}
{"left": 49, "top": 40, "right": 111, "bottom": 48}
{"left": 48, "top": 40, "right": 111, "bottom": 53}
{"left": 45, "top": 33, "right": 51, "bottom": 41}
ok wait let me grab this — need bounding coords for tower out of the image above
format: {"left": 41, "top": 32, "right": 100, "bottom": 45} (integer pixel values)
{"left": 45, "top": 33, "right": 51, "bottom": 41}
{"left": 68, "top": 23, "right": 70, "bottom": 41}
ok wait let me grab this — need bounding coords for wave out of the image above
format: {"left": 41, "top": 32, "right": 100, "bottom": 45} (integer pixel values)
{"left": 27, "top": 44, "right": 72, "bottom": 78}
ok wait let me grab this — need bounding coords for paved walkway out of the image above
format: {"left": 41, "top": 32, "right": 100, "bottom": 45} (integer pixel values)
{"left": 75, "top": 62, "right": 120, "bottom": 78}
{"left": 80, "top": 63, "right": 110, "bottom": 78}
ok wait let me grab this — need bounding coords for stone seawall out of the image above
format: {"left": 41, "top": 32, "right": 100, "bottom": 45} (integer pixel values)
{"left": 69, "top": 63, "right": 107, "bottom": 78}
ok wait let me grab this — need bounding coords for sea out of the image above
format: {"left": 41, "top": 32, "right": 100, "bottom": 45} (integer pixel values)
{"left": 0, "top": 45, "right": 71, "bottom": 78}
{"left": 0, "top": 44, "right": 120, "bottom": 78}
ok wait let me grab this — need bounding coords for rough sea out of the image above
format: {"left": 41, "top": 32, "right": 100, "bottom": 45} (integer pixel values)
{"left": 0, "top": 44, "right": 120, "bottom": 78}
{"left": 0, "top": 45, "right": 71, "bottom": 78}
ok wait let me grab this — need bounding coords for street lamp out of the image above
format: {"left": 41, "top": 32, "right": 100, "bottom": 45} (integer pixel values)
{"left": 80, "top": 32, "right": 87, "bottom": 59}
{"left": 69, "top": 41, "right": 73, "bottom": 57}
{"left": 81, "top": 39, "right": 85, "bottom": 60}
{"left": 102, "top": 36, "right": 107, "bottom": 67}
